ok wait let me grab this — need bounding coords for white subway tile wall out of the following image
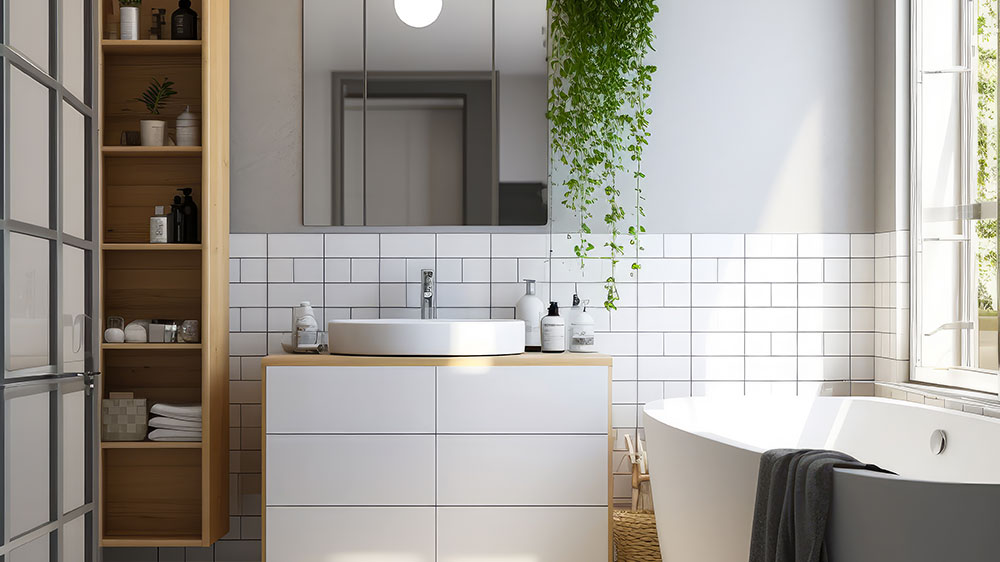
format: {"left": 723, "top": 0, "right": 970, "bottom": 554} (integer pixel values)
{"left": 107, "top": 231, "right": 906, "bottom": 562}
{"left": 874, "top": 230, "right": 910, "bottom": 382}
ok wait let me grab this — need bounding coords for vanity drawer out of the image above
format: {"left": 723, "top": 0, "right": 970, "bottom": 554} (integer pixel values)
{"left": 265, "top": 366, "right": 435, "bottom": 433}
{"left": 437, "top": 507, "right": 609, "bottom": 562}
{"left": 267, "top": 506, "right": 435, "bottom": 562}
{"left": 437, "top": 435, "right": 608, "bottom": 506}
{"left": 437, "top": 366, "right": 609, "bottom": 433}
{"left": 266, "top": 435, "right": 435, "bottom": 506}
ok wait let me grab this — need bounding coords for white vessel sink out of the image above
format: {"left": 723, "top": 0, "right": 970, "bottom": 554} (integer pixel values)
{"left": 327, "top": 319, "right": 526, "bottom": 356}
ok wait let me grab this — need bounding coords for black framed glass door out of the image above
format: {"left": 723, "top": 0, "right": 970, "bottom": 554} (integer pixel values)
{"left": 1, "top": 0, "right": 99, "bottom": 559}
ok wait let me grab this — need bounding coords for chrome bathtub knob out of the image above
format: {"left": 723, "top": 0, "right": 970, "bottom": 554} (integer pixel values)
{"left": 930, "top": 429, "right": 947, "bottom": 455}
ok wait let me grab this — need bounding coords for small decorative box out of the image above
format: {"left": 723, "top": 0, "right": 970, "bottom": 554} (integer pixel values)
{"left": 101, "top": 398, "right": 148, "bottom": 441}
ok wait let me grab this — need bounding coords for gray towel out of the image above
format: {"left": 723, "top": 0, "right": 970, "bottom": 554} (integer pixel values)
{"left": 749, "top": 449, "right": 893, "bottom": 562}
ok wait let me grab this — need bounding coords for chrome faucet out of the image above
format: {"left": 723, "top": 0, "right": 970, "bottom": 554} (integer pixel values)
{"left": 420, "top": 269, "right": 435, "bottom": 319}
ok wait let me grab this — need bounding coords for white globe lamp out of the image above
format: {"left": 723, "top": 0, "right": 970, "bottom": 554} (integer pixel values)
{"left": 394, "top": 0, "right": 443, "bottom": 28}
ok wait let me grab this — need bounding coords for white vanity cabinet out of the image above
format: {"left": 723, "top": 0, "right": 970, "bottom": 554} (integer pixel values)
{"left": 262, "top": 355, "right": 612, "bottom": 562}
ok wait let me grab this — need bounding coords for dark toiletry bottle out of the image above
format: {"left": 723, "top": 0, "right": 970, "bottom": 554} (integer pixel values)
{"left": 171, "top": 0, "right": 198, "bottom": 40}
{"left": 171, "top": 195, "right": 185, "bottom": 243}
{"left": 177, "top": 188, "right": 199, "bottom": 243}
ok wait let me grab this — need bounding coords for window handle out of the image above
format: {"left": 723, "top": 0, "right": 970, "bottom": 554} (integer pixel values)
{"left": 922, "top": 66, "right": 971, "bottom": 75}
{"left": 925, "top": 321, "right": 974, "bottom": 337}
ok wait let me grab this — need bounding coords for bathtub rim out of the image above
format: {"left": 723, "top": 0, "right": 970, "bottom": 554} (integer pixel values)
{"left": 643, "top": 396, "right": 1000, "bottom": 485}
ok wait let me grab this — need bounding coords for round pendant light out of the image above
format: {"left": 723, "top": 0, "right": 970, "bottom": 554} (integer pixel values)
{"left": 394, "top": 0, "right": 442, "bottom": 28}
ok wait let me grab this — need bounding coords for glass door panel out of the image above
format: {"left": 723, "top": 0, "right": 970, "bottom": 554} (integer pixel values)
{"left": 62, "top": 103, "right": 88, "bottom": 241}
{"left": 6, "top": 390, "right": 52, "bottom": 538}
{"left": 61, "top": 0, "right": 87, "bottom": 101}
{"left": 63, "top": 515, "right": 87, "bottom": 562}
{"left": 8, "top": 534, "right": 50, "bottom": 562}
{"left": 8, "top": 0, "right": 49, "bottom": 72}
{"left": 62, "top": 390, "right": 87, "bottom": 513}
{"left": 8, "top": 68, "right": 51, "bottom": 228}
{"left": 62, "top": 246, "right": 87, "bottom": 373}
{"left": 8, "top": 234, "right": 51, "bottom": 372}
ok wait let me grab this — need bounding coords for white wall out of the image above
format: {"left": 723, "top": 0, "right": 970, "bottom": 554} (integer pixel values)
{"left": 874, "top": 0, "right": 910, "bottom": 233}
{"left": 630, "top": 0, "right": 876, "bottom": 234}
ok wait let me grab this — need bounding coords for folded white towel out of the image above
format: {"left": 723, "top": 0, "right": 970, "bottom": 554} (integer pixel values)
{"left": 150, "top": 403, "right": 202, "bottom": 422}
{"left": 149, "top": 416, "right": 202, "bottom": 431}
{"left": 148, "top": 428, "right": 202, "bottom": 442}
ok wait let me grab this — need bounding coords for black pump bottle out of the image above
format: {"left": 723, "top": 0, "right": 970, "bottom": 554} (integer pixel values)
{"left": 177, "top": 188, "right": 199, "bottom": 243}
{"left": 171, "top": 195, "right": 184, "bottom": 243}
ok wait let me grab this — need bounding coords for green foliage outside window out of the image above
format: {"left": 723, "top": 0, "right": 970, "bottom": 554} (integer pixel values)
{"left": 977, "top": 0, "right": 999, "bottom": 311}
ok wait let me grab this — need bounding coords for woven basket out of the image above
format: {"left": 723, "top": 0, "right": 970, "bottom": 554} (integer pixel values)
{"left": 613, "top": 509, "right": 661, "bottom": 562}
{"left": 101, "top": 398, "right": 148, "bottom": 441}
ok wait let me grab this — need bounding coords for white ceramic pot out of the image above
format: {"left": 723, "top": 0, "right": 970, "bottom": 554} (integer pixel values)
{"left": 120, "top": 6, "right": 140, "bottom": 40}
{"left": 139, "top": 119, "right": 166, "bottom": 146}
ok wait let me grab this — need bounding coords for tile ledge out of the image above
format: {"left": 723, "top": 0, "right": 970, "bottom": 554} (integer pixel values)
{"left": 875, "top": 382, "right": 1000, "bottom": 411}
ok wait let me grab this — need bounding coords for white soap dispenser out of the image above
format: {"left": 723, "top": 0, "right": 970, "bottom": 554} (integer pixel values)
{"left": 541, "top": 302, "right": 566, "bottom": 353}
{"left": 515, "top": 279, "right": 544, "bottom": 351}
{"left": 569, "top": 301, "right": 596, "bottom": 353}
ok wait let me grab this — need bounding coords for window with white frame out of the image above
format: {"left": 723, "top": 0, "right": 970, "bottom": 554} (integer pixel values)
{"left": 912, "top": 0, "right": 999, "bottom": 393}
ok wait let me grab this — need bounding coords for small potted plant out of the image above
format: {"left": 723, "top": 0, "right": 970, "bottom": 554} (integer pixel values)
{"left": 134, "top": 77, "right": 177, "bottom": 146}
{"left": 120, "top": 0, "right": 142, "bottom": 40}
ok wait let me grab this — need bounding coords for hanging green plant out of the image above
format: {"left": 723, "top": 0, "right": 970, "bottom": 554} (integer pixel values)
{"left": 547, "top": 0, "right": 657, "bottom": 310}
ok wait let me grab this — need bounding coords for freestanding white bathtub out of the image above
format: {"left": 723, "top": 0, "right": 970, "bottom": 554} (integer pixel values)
{"left": 643, "top": 396, "right": 1000, "bottom": 562}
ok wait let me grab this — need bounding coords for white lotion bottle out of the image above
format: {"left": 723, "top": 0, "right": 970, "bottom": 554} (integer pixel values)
{"left": 515, "top": 279, "right": 544, "bottom": 351}
{"left": 569, "top": 302, "right": 596, "bottom": 353}
{"left": 541, "top": 302, "right": 566, "bottom": 353}
{"left": 564, "top": 293, "right": 583, "bottom": 343}
{"left": 293, "top": 301, "right": 319, "bottom": 348}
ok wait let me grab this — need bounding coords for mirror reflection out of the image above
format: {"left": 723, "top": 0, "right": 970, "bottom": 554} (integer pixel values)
{"left": 302, "top": 0, "right": 548, "bottom": 226}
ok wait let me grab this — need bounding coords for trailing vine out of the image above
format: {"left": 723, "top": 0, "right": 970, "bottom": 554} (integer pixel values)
{"left": 547, "top": 0, "right": 657, "bottom": 310}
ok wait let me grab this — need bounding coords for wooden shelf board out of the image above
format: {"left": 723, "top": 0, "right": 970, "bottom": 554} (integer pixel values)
{"left": 102, "top": 39, "right": 202, "bottom": 56}
{"left": 102, "top": 343, "right": 202, "bottom": 350}
{"left": 101, "top": 146, "right": 202, "bottom": 158}
{"left": 101, "top": 537, "right": 204, "bottom": 548}
{"left": 102, "top": 243, "right": 203, "bottom": 251}
{"left": 101, "top": 441, "right": 203, "bottom": 450}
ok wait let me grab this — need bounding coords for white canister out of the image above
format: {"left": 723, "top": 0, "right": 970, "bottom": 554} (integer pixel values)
{"left": 175, "top": 105, "right": 201, "bottom": 146}
{"left": 120, "top": 6, "right": 140, "bottom": 40}
{"left": 104, "top": 328, "right": 125, "bottom": 343}
{"left": 124, "top": 322, "right": 148, "bottom": 343}
{"left": 139, "top": 119, "right": 166, "bottom": 146}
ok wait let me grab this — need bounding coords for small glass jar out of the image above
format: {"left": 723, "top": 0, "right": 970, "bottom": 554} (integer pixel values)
{"left": 180, "top": 320, "right": 200, "bottom": 343}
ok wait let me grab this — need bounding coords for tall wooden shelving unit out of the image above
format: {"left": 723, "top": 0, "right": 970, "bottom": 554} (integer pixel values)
{"left": 98, "top": 0, "right": 229, "bottom": 547}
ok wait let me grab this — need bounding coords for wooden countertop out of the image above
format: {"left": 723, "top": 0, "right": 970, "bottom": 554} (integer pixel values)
{"left": 261, "top": 351, "right": 613, "bottom": 368}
